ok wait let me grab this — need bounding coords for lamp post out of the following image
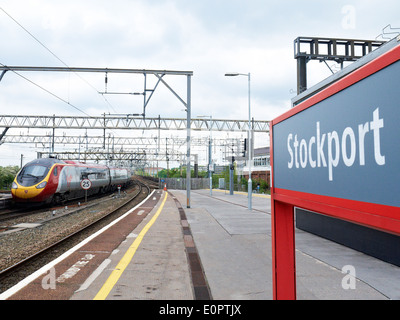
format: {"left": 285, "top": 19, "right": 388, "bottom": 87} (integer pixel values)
{"left": 225, "top": 72, "right": 252, "bottom": 210}
{"left": 197, "top": 115, "right": 213, "bottom": 196}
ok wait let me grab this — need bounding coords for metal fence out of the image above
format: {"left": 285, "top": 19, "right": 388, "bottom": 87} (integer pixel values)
{"left": 159, "top": 178, "right": 209, "bottom": 190}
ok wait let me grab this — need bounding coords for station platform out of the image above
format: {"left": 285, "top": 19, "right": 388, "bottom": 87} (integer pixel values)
{"left": 0, "top": 192, "right": 12, "bottom": 209}
{"left": 2, "top": 188, "right": 400, "bottom": 301}
{"left": 178, "top": 189, "right": 399, "bottom": 300}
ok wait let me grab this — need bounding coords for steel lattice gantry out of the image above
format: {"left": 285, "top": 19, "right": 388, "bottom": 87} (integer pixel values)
{"left": 0, "top": 134, "right": 247, "bottom": 147}
{"left": 0, "top": 115, "right": 270, "bottom": 132}
{"left": 293, "top": 36, "right": 386, "bottom": 94}
{"left": 37, "top": 150, "right": 190, "bottom": 162}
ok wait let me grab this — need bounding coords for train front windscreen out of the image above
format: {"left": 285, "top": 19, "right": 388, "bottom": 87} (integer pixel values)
{"left": 15, "top": 164, "right": 50, "bottom": 187}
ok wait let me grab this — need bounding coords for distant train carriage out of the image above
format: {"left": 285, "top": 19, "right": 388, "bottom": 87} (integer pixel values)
{"left": 109, "top": 167, "right": 130, "bottom": 190}
{"left": 56, "top": 161, "right": 111, "bottom": 202}
{"left": 11, "top": 158, "right": 132, "bottom": 204}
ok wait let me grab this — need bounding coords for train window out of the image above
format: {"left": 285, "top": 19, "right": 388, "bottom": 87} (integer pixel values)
{"left": 53, "top": 167, "right": 58, "bottom": 176}
{"left": 253, "top": 157, "right": 270, "bottom": 167}
{"left": 23, "top": 165, "right": 48, "bottom": 177}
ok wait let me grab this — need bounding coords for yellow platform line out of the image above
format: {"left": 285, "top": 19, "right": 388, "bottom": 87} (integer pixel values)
{"left": 93, "top": 192, "right": 168, "bottom": 300}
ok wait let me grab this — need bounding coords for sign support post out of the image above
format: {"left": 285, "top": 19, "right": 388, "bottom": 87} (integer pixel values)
{"left": 80, "top": 178, "right": 92, "bottom": 203}
{"left": 271, "top": 200, "right": 296, "bottom": 300}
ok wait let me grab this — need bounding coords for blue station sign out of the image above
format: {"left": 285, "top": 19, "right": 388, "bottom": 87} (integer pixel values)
{"left": 271, "top": 40, "right": 400, "bottom": 234}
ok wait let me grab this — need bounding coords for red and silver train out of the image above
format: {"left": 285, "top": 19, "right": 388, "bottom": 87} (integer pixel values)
{"left": 11, "top": 158, "right": 132, "bottom": 204}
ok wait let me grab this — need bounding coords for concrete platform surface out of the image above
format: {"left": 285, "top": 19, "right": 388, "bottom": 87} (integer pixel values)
{"left": 71, "top": 190, "right": 194, "bottom": 300}
{"left": 2, "top": 188, "right": 399, "bottom": 301}
{"left": 175, "top": 189, "right": 400, "bottom": 300}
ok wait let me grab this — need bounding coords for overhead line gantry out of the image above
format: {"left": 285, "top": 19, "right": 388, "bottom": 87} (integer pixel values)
{"left": 0, "top": 115, "right": 269, "bottom": 132}
{"left": 0, "top": 65, "right": 194, "bottom": 208}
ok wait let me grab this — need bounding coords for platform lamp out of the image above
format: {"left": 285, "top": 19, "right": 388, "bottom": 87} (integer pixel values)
{"left": 224, "top": 72, "right": 252, "bottom": 210}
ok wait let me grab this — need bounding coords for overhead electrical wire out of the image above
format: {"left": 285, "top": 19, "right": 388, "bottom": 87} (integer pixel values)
{"left": 0, "top": 61, "right": 92, "bottom": 117}
{"left": 0, "top": 6, "right": 118, "bottom": 116}
{"left": 0, "top": 6, "right": 68, "bottom": 69}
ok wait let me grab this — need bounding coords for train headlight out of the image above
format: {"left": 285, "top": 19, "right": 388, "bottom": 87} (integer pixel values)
{"left": 12, "top": 182, "right": 18, "bottom": 189}
{"left": 36, "top": 181, "right": 47, "bottom": 189}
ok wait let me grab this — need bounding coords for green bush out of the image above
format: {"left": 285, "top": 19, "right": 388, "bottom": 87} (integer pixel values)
{"left": 0, "top": 166, "right": 19, "bottom": 190}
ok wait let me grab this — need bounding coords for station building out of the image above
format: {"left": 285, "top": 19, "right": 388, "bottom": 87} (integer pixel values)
{"left": 241, "top": 147, "right": 271, "bottom": 186}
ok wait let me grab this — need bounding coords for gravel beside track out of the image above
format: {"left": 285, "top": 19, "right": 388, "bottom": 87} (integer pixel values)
{"left": 0, "top": 181, "right": 151, "bottom": 293}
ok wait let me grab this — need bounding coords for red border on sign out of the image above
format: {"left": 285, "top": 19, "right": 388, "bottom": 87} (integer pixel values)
{"left": 80, "top": 178, "right": 92, "bottom": 190}
{"left": 274, "top": 188, "right": 400, "bottom": 236}
{"left": 270, "top": 43, "right": 400, "bottom": 300}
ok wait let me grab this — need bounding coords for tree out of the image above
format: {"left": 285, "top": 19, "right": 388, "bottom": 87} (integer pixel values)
{"left": 0, "top": 166, "right": 19, "bottom": 190}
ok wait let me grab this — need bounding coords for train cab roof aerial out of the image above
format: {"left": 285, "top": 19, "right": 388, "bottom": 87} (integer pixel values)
{"left": 25, "top": 158, "right": 66, "bottom": 166}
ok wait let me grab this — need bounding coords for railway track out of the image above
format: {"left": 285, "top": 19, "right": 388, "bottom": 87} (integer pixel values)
{"left": 0, "top": 208, "right": 32, "bottom": 224}
{"left": 0, "top": 181, "right": 136, "bottom": 224}
{"left": 0, "top": 178, "right": 155, "bottom": 294}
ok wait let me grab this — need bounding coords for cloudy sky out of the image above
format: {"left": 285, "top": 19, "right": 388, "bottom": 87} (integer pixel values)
{"left": 0, "top": 0, "right": 399, "bottom": 166}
